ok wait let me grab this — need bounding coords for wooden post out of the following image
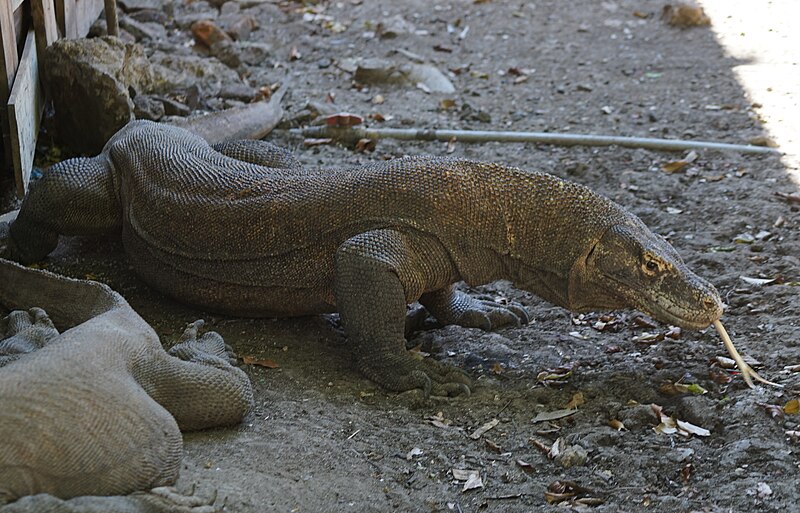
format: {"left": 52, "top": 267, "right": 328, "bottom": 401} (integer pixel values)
{"left": 7, "top": 29, "right": 43, "bottom": 197}
{"left": 104, "top": 0, "right": 118, "bottom": 37}
{"left": 31, "top": 0, "right": 60, "bottom": 68}
{"left": 0, "top": 1, "right": 20, "bottom": 170}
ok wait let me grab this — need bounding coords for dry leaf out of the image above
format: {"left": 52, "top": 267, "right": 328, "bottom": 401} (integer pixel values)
{"left": 469, "top": 418, "right": 500, "bottom": 440}
{"left": 484, "top": 439, "right": 502, "bottom": 453}
{"left": 427, "top": 411, "right": 452, "bottom": 429}
{"left": 739, "top": 276, "right": 777, "bottom": 286}
{"left": 784, "top": 399, "right": 800, "bottom": 415}
{"left": 661, "top": 151, "right": 698, "bottom": 173}
{"left": 532, "top": 409, "right": 578, "bottom": 423}
{"left": 288, "top": 45, "right": 302, "bottom": 60}
{"left": 516, "top": 459, "right": 534, "bottom": 473}
{"left": 565, "top": 392, "right": 585, "bottom": 409}
{"left": 241, "top": 355, "right": 279, "bottom": 368}
{"left": 439, "top": 98, "right": 457, "bottom": 110}
{"left": 462, "top": 472, "right": 483, "bottom": 492}
{"left": 406, "top": 447, "right": 423, "bottom": 460}
{"left": 325, "top": 112, "right": 364, "bottom": 127}
{"left": 608, "top": 419, "right": 626, "bottom": 431}
{"left": 446, "top": 137, "right": 457, "bottom": 154}
{"left": 354, "top": 138, "right": 376, "bottom": 153}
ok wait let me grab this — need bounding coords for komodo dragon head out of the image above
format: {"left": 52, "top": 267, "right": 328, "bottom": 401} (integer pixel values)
{"left": 565, "top": 220, "right": 724, "bottom": 330}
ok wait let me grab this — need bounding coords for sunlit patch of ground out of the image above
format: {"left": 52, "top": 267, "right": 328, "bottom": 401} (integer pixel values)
{"left": 700, "top": 0, "right": 800, "bottom": 180}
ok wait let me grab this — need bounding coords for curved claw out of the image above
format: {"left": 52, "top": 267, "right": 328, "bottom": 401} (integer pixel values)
{"left": 357, "top": 350, "right": 472, "bottom": 398}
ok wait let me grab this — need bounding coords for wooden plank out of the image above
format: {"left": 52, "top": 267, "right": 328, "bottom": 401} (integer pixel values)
{"left": 0, "top": 0, "right": 18, "bottom": 100}
{"left": 8, "top": 30, "right": 43, "bottom": 197}
{"left": 74, "top": 0, "right": 104, "bottom": 38}
{"left": 32, "top": 0, "right": 59, "bottom": 67}
{"left": 0, "top": 0, "right": 19, "bottom": 169}
{"left": 57, "top": 0, "right": 103, "bottom": 39}
{"left": 12, "top": 0, "right": 27, "bottom": 12}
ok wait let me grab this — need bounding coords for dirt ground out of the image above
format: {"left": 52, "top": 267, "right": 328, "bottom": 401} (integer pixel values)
{"left": 3, "top": 0, "right": 800, "bottom": 511}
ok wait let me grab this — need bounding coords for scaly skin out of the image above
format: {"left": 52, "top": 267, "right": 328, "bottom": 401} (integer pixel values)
{"left": 0, "top": 120, "right": 724, "bottom": 396}
{"left": 0, "top": 258, "right": 253, "bottom": 511}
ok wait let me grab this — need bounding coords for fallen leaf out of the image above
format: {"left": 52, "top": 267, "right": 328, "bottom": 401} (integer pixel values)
{"left": 608, "top": 419, "right": 626, "bottom": 431}
{"left": 739, "top": 276, "right": 777, "bottom": 286}
{"left": 758, "top": 402, "right": 786, "bottom": 419}
{"left": 427, "top": 412, "right": 452, "bottom": 429}
{"left": 303, "top": 138, "right": 333, "bottom": 147}
{"left": 548, "top": 437, "right": 566, "bottom": 459}
{"left": 532, "top": 409, "right": 578, "bottom": 423}
{"left": 651, "top": 403, "right": 709, "bottom": 437}
{"left": 469, "top": 418, "right": 500, "bottom": 440}
{"left": 484, "top": 439, "right": 502, "bottom": 453}
{"left": 325, "top": 112, "right": 364, "bottom": 127}
{"left": 439, "top": 98, "right": 457, "bottom": 110}
{"left": 288, "top": 45, "right": 302, "bottom": 61}
{"left": 784, "top": 399, "right": 800, "bottom": 415}
{"left": 462, "top": 472, "right": 483, "bottom": 492}
{"left": 565, "top": 392, "right": 585, "bottom": 409}
{"left": 354, "top": 138, "right": 376, "bottom": 153}
{"left": 661, "top": 151, "right": 698, "bottom": 173}
{"left": 406, "top": 447, "right": 423, "bottom": 460}
{"left": 632, "top": 332, "right": 665, "bottom": 344}
{"left": 516, "top": 459, "right": 535, "bottom": 473}
{"left": 241, "top": 355, "right": 279, "bottom": 368}
{"left": 446, "top": 137, "right": 457, "bottom": 154}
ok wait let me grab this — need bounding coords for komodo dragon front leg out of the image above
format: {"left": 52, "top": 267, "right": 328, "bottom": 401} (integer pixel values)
{"left": 335, "top": 229, "right": 527, "bottom": 396}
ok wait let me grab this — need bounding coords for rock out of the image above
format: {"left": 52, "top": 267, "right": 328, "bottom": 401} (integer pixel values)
{"left": 118, "top": 0, "right": 163, "bottom": 11}
{"left": 133, "top": 94, "right": 165, "bottom": 120}
{"left": 210, "top": 40, "right": 242, "bottom": 69}
{"left": 43, "top": 37, "right": 154, "bottom": 154}
{"left": 554, "top": 445, "right": 588, "bottom": 468}
{"left": 617, "top": 404, "right": 657, "bottom": 431}
{"left": 237, "top": 41, "right": 272, "bottom": 66}
{"left": 218, "top": 14, "right": 259, "bottom": 40}
{"left": 377, "top": 15, "right": 415, "bottom": 39}
{"left": 150, "top": 51, "right": 240, "bottom": 92}
{"left": 120, "top": 16, "right": 168, "bottom": 41}
{"left": 156, "top": 97, "right": 192, "bottom": 117}
{"left": 129, "top": 9, "right": 168, "bottom": 24}
{"left": 219, "top": 83, "right": 257, "bottom": 102}
{"left": 192, "top": 20, "right": 232, "bottom": 48}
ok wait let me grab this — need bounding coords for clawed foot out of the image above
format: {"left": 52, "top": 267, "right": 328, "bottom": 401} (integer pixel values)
{"left": 168, "top": 320, "right": 237, "bottom": 366}
{"left": 136, "top": 486, "right": 219, "bottom": 512}
{"left": 357, "top": 348, "right": 471, "bottom": 398}
{"left": 446, "top": 292, "right": 530, "bottom": 331}
{"left": 0, "top": 307, "right": 60, "bottom": 366}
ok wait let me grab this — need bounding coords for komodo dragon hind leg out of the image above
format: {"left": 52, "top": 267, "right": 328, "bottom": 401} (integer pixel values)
{"left": 0, "top": 308, "right": 60, "bottom": 367}
{"left": 419, "top": 285, "right": 531, "bottom": 330}
{"left": 334, "top": 229, "right": 471, "bottom": 398}
{"left": 0, "top": 487, "right": 219, "bottom": 513}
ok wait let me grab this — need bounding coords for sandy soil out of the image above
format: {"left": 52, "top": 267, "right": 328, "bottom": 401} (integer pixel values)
{"left": 3, "top": 0, "right": 799, "bottom": 511}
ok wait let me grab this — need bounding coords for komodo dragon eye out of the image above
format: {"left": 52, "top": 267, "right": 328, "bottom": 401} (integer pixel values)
{"left": 646, "top": 260, "right": 658, "bottom": 271}
{"left": 642, "top": 254, "right": 663, "bottom": 275}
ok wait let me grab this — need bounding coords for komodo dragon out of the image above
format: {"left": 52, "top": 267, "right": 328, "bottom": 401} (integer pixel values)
{"left": 0, "top": 120, "right": 724, "bottom": 396}
{"left": 0, "top": 257, "right": 253, "bottom": 512}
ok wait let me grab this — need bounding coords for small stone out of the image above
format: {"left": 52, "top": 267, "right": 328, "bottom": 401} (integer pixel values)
{"left": 219, "top": 83, "right": 257, "bottom": 102}
{"left": 554, "top": 445, "right": 588, "bottom": 468}
{"left": 317, "top": 58, "right": 332, "bottom": 69}
{"left": 129, "top": 9, "right": 168, "bottom": 24}
{"left": 120, "top": 16, "right": 167, "bottom": 41}
{"left": 133, "top": 95, "right": 165, "bottom": 121}
{"left": 237, "top": 41, "right": 272, "bottom": 66}
{"left": 157, "top": 97, "right": 192, "bottom": 116}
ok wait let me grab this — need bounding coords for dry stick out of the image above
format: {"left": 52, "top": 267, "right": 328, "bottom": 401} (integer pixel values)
{"left": 292, "top": 126, "right": 781, "bottom": 154}
{"left": 104, "top": 0, "right": 119, "bottom": 37}
{"left": 713, "top": 320, "right": 782, "bottom": 388}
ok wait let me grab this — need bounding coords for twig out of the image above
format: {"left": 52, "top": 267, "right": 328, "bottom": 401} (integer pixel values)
{"left": 290, "top": 126, "right": 781, "bottom": 154}
{"left": 104, "top": 0, "right": 119, "bottom": 37}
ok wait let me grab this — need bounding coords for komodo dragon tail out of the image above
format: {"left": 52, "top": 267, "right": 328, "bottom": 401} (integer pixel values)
{"left": 0, "top": 256, "right": 125, "bottom": 330}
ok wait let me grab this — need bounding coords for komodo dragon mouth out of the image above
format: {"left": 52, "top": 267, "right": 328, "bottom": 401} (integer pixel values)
{"left": 589, "top": 224, "right": 724, "bottom": 330}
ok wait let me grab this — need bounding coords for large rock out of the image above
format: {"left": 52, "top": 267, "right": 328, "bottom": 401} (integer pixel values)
{"left": 43, "top": 37, "right": 154, "bottom": 154}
